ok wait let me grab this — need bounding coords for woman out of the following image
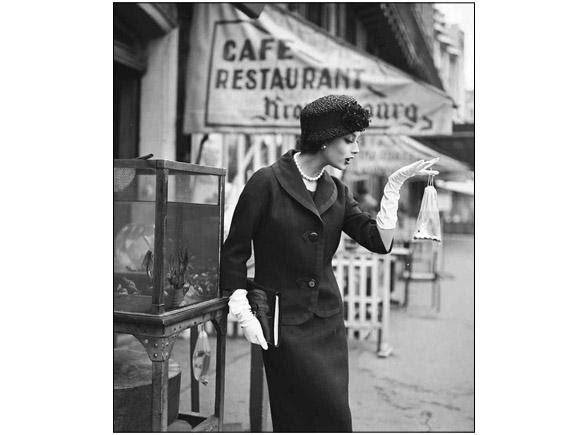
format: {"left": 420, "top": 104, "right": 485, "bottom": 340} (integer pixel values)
{"left": 220, "top": 95, "right": 438, "bottom": 432}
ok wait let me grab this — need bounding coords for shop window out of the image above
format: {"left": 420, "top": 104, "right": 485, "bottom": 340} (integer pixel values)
{"left": 114, "top": 63, "right": 141, "bottom": 159}
{"left": 344, "top": 4, "right": 367, "bottom": 50}
{"left": 113, "top": 3, "right": 178, "bottom": 160}
{"left": 289, "top": 3, "right": 343, "bottom": 37}
{"left": 306, "top": 3, "right": 325, "bottom": 28}
{"left": 345, "top": 5, "right": 357, "bottom": 44}
{"left": 114, "top": 14, "right": 145, "bottom": 159}
{"left": 113, "top": 17, "right": 146, "bottom": 72}
{"left": 344, "top": 4, "right": 368, "bottom": 51}
{"left": 334, "top": 3, "right": 346, "bottom": 38}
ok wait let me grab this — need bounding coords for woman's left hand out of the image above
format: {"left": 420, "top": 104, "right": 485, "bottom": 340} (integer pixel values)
{"left": 377, "top": 157, "right": 440, "bottom": 232}
{"left": 384, "top": 157, "right": 440, "bottom": 193}
{"left": 393, "top": 158, "right": 440, "bottom": 181}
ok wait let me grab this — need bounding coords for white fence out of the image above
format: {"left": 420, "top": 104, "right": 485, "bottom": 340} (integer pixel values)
{"left": 332, "top": 250, "right": 392, "bottom": 355}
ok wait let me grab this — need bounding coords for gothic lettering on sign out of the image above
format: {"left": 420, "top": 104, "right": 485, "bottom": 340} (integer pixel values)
{"left": 257, "top": 95, "right": 434, "bottom": 131}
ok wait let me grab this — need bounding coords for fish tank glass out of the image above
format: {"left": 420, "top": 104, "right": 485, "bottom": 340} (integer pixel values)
{"left": 114, "top": 160, "right": 225, "bottom": 315}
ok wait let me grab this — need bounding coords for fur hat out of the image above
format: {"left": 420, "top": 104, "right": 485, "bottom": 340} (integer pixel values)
{"left": 299, "top": 95, "right": 371, "bottom": 146}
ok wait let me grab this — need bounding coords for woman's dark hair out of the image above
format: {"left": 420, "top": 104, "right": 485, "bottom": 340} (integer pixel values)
{"left": 296, "top": 136, "right": 328, "bottom": 154}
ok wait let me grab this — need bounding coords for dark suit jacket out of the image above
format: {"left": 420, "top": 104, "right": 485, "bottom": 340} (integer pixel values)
{"left": 220, "top": 149, "right": 392, "bottom": 325}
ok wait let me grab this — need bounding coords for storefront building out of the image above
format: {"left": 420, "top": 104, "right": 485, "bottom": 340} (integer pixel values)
{"left": 114, "top": 3, "right": 473, "bottom": 239}
{"left": 114, "top": 3, "right": 182, "bottom": 160}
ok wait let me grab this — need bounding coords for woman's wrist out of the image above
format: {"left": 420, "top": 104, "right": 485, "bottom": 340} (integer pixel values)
{"left": 228, "top": 289, "right": 253, "bottom": 324}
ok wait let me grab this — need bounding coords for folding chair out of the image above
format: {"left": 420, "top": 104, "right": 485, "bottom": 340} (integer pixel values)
{"left": 400, "top": 241, "right": 445, "bottom": 312}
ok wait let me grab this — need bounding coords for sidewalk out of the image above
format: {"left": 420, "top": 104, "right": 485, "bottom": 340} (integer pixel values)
{"left": 118, "top": 235, "right": 474, "bottom": 431}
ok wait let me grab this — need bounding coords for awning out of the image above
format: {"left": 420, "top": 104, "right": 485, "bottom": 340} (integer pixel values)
{"left": 184, "top": 3, "right": 454, "bottom": 136}
{"left": 347, "top": 134, "right": 469, "bottom": 177}
{"left": 436, "top": 179, "right": 474, "bottom": 195}
{"left": 413, "top": 123, "right": 474, "bottom": 169}
{"left": 233, "top": 3, "right": 265, "bottom": 19}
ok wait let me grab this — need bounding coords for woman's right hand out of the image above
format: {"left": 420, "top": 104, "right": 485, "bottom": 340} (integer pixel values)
{"left": 228, "top": 289, "right": 268, "bottom": 350}
{"left": 240, "top": 316, "right": 269, "bottom": 350}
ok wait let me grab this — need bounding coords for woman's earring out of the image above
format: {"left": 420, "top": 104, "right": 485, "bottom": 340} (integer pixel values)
{"left": 321, "top": 145, "right": 327, "bottom": 150}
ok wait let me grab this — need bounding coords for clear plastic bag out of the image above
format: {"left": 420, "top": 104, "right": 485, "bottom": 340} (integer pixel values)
{"left": 413, "top": 175, "right": 442, "bottom": 243}
{"left": 192, "top": 324, "right": 211, "bottom": 385}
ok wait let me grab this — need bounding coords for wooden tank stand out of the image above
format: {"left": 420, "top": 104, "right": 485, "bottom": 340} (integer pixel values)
{"left": 114, "top": 298, "right": 228, "bottom": 432}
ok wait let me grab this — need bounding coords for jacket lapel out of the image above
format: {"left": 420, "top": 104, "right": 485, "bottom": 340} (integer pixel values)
{"left": 314, "top": 171, "right": 338, "bottom": 216}
{"left": 272, "top": 150, "right": 337, "bottom": 221}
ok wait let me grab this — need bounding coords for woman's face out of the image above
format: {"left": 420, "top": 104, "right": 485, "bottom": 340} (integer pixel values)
{"left": 322, "top": 131, "right": 362, "bottom": 170}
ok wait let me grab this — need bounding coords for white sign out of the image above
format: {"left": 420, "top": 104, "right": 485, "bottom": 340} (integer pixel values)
{"left": 184, "top": 4, "right": 454, "bottom": 136}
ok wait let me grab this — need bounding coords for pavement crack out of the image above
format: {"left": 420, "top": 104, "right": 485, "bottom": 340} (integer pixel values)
{"left": 375, "top": 386, "right": 415, "bottom": 410}
{"left": 382, "top": 377, "right": 438, "bottom": 395}
{"left": 421, "top": 400, "right": 461, "bottom": 412}
{"left": 391, "top": 403, "right": 414, "bottom": 411}
{"left": 374, "top": 385, "right": 392, "bottom": 404}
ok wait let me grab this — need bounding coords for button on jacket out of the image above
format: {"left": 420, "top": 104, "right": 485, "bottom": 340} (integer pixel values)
{"left": 220, "top": 149, "right": 392, "bottom": 325}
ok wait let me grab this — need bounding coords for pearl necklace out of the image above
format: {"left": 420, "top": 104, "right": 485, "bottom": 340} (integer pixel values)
{"left": 294, "top": 152, "right": 325, "bottom": 182}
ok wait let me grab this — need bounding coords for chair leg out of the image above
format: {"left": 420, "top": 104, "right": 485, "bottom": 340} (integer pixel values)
{"left": 376, "top": 302, "right": 382, "bottom": 353}
{"left": 402, "top": 250, "right": 412, "bottom": 309}
{"left": 434, "top": 281, "right": 441, "bottom": 313}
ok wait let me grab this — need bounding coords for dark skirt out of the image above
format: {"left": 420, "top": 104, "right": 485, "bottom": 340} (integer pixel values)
{"left": 262, "top": 312, "right": 352, "bottom": 432}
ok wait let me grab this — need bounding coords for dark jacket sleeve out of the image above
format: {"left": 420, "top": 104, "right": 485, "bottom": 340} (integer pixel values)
{"left": 220, "top": 169, "right": 269, "bottom": 295}
{"left": 342, "top": 183, "right": 393, "bottom": 255}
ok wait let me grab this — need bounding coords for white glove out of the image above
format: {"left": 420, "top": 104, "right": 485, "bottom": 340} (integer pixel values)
{"left": 376, "top": 158, "right": 440, "bottom": 229}
{"left": 228, "top": 289, "right": 268, "bottom": 350}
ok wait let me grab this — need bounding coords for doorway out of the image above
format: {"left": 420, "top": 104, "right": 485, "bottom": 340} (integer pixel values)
{"left": 114, "top": 62, "right": 141, "bottom": 159}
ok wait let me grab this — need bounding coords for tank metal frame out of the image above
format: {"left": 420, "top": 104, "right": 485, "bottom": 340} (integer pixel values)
{"left": 114, "top": 159, "right": 227, "bottom": 432}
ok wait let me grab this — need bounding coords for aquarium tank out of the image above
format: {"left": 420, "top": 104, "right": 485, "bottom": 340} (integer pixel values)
{"left": 114, "top": 159, "right": 225, "bottom": 315}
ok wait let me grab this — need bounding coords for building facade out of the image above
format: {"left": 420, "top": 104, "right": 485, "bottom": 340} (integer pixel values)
{"left": 432, "top": 6, "right": 467, "bottom": 123}
{"left": 113, "top": 3, "right": 473, "bottom": 237}
{"left": 114, "top": 3, "right": 462, "bottom": 160}
{"left": 114, "top": 3, "right": 182, "bottom": 160}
